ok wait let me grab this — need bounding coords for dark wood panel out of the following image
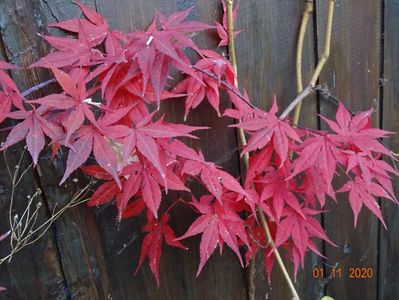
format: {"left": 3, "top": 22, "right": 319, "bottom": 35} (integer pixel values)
{"left": 235, "top": 1, "right": 320, "bottom": 299}
{"left": 0, "top": 0, "right": 112, "bottom": 299}
{"left": 316, "top": 1, "right": 381, "bottom": 299}
{"left": 379, "top": 1, "right": 399, "bottom": 299}
{"left": 0, "top": 1, "right": 68, "bottom": 299}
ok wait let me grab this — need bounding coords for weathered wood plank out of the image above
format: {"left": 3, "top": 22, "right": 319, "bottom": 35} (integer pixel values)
{"left": 0, "top": 0, "right": 113, "bottom": 299}
{"left": 379, "top": 1, "right": 399, "bottom": 299}
{"left": 316, "top": 1, "right": 381, "bottom": 299}
{"left": 0, "top": 1, "right": 68, "bottom": 299}
{"left": 235, "top": 1, "right": 320, "bottom": 299}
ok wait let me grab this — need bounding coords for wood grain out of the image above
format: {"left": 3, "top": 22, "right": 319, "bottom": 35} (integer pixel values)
{"left": 379, "top": 1, "right": 399, "bottom": 299}
{"left": 316, "top": 1, "right": 381, "bottom": 299}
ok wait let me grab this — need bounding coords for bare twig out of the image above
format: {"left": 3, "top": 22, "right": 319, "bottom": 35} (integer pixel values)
{"left": 21, "top": 78, "right": 56, "bottom": 98}
{"left": 0, "top": 149, "right": 94, "bottom": 264}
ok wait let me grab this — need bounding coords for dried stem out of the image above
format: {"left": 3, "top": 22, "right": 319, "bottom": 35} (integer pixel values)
{"left": 0, "top": 149, "right": 94, "bottom": 264}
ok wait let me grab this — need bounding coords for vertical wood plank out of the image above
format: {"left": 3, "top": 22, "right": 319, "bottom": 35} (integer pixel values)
{"left": 235, "top": 1, "right": 320, "bottom": 299}
{"left": 0, "top": 0, "right": 113, "bottom": 299}
{"left": 0, "top": 1, "right": 68, "bottom": 299}
{"left": 379, "top": 1, "right": 399, "bottom": 299}
{"left": 316, "top": 1, "right": 381, "bottom": 299}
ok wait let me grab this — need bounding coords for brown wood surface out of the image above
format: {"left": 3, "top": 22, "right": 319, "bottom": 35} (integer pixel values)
{"left": 316, "top": 1, "right": 382, "bottom": 299}
{"left": 379, "top": 1, "right": 399, "bottom": 299}
{"left": 0, "top": 0, "right": 397, "bottom": 299}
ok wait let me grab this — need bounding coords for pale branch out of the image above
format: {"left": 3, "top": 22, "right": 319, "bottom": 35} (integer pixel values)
{"left": 293, "top": 0, "right": 314, "bottom": 126}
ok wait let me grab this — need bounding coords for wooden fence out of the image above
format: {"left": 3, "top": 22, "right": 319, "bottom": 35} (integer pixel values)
{"left": 0, "top": 0, "right": 398, "bottom": 299}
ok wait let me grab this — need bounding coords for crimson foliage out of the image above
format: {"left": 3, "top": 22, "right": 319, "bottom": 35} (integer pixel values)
{"left": 0, "top": 1, "right": 397, "bottom": 285}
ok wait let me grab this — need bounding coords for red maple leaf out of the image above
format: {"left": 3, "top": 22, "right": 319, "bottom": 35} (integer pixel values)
{"left": 135, "top": 212, "right": 187, "bottom": 286}
{"left": 232, "top": 100, "right": 301, "bottom": 164}
{"left": 1, "top": 108, "right": 63, "bottom": 164}
{"left": 176, "top": 194, "right": 249, "bottom": 276}
{"left": 337, "top": 176, "right": 396, "bottom": 228}
{"left": 215, "top": 0, "right": 242, "bottom": 47}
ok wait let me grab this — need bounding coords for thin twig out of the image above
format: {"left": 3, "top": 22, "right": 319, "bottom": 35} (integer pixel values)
{"left": 21, "top": 78, "right": 56, "bottom": 98}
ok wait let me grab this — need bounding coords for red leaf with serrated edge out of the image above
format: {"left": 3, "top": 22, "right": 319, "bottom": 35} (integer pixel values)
{"left": 87, "top": 180, "right": 119, "bottom": 207}
{"left": 26, "top": 116, "right": 45, "bottom": 165}
{"left": 121, "top": 199, "right": 146, "bottom": 219}
{"left": 177, "top": 195, "right": 248, "bottom": 276}
{"left": 93, "top": 133, "right": 121, "bottom": 189}
{"left": 141, "top": 170, "right": 162, "bottom": 217}
{"left": 0, "top": 61, "right": 19, "bottom": 92}
{"left": 116, "top": 168, "right": 142, "bottom": 219}
{"left": 337, "top": 177, "right": 387, "bottom": 229}
{"left": 135, "top": 131, "right": 166, "bottom": 185}
{"left": 135, "top": 213, "right": 187, "bottom": 286}
{"left": 81, "top": 165, "right": 113, "bottom": 180}
{"left": 61, "top": 130, "right": 94, "bottom": 185}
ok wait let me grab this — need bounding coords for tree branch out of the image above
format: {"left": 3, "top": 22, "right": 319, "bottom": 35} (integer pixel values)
{"left": 293, "top": 0, "right": 314, "bottom": 126}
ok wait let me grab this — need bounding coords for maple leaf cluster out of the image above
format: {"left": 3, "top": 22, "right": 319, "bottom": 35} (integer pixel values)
{"left": 0, "top": 0, "right": 397, "bottom": 286}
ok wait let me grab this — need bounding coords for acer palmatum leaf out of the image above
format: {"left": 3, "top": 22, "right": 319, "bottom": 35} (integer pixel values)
{"left": 136, "top": 213, "right": 187, "bottom": 286}
{"left": 177, "top": 195, "right": 249, "bottom": 276}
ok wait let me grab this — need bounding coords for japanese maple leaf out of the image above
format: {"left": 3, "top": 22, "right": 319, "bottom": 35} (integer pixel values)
{"left": 274, "top": 207, "right": 336, "bottom": 272}
{"left": 60, "top": 125, "right": 121, "bottom": 188}
{"left": 29, "top": 67, "right": 100, "bottom": 144}
{"left": 126, "top": 16, "right": 204, "bottom": 107}
{"left": 1, "top": 107, "right": 63, "bottom": 164}
{"left": 157, "top": 7, "right": 214, "bottom": 33}
{"left": 258, "top": 164, "right": 306, "bottom": 222}
{"left": 173, "top": 52, "right": 234, "bottom": 119}
{"left": 0, "top": 61, "right": 19, "bottom": 92}
{"left": 0, "top": 91, "right": 24, "bottom": 124}
{"left": 215, "top": 0, "right": 242, "bottom": 47}
{"left": 182, "top": 157, "right": 248, "bottom": 200}
{"left": 31, "top": 28, "right": 104, "bottom": 69}
{"left": 321, "top": 102, "right": 393, "bottom": 157}
{"left": 84, "top": 160, "right": 188, "bottom": 218}
{"left": 289, "top": 134, "right": 337, "bottom": 194}
{"left": 135, "top": 212, "right": 187, "bottom": 286}
{"left": 49, "top": 1, "right": 126, "bottom": 55}
{"left": 337, "top": 176, "right": 395, "bottom": 228}
{"left": 232, "top": 101, "right": 301, "bottom": 164}
{"left": 102, "top": 112, "right": 206, "bottom": 186}
{"left": 156, "top": 8, "right": 214, "bottom": 54}
{"left": 176, "top": 195, "right": 249, "bottom": 276}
